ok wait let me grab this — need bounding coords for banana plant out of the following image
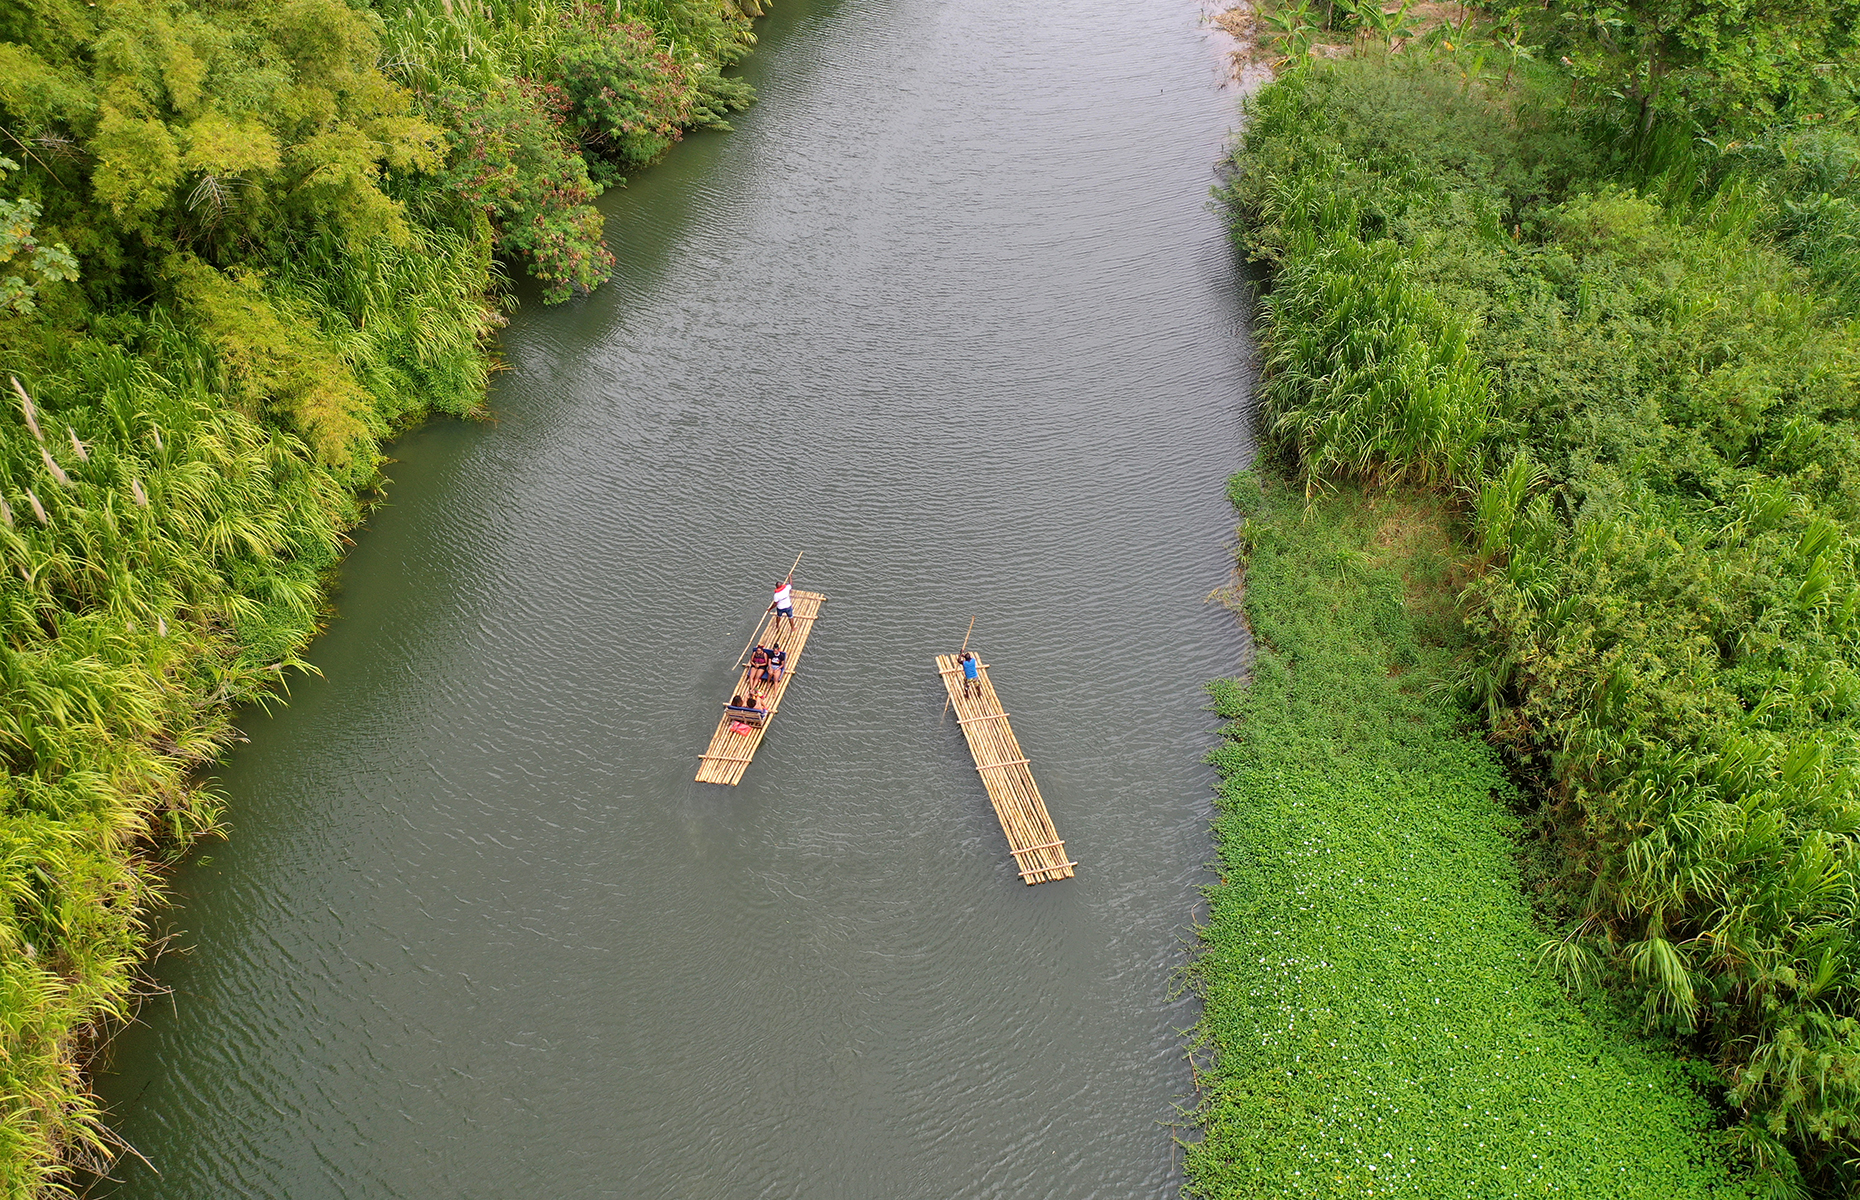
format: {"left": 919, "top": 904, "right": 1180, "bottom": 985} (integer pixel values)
{"left": 1491, "top": 5, "right": 1541, "bottom": 88}
{"left": 1261, "top": 0, "right": 1320, "bottom": 70}
{"left": 1344, "top": 0, "right": 1419, "bottom": 50}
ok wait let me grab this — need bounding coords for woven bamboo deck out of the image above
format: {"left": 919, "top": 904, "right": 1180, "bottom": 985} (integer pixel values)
{"left": 935, "top": 654, "right": 1075, "bottom": 884}
{"left": 695, "top": 590, "right": 826, "bottom": 785}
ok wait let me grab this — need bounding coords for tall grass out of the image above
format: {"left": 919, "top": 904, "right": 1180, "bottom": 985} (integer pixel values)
{"left": 1258, "top": 230, "right": 1490, "bottom": 489}
{"left": 376, "top": 0, "right": 758, "bottom": 96}
{"left": 0, "top": 333, "right": 346, "bottom": 1192}
{"left": 378, "top": 0, "right": 582, "bottom": 95}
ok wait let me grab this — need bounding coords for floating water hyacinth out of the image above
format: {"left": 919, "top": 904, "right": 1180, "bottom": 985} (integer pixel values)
{"left": 130, "top": 478, "right": 148, "bottom": 508}
{"left": 39, "top": 446, "right": 71, "bottom": 487}
{"left": 66, "top": 426, "right": 88, "bottom": 461}
{"left": 11, "top": 375, "right": 43, "bottom": 442}
{"left": 25, "top": 488, "right": 47, "bottom": 525}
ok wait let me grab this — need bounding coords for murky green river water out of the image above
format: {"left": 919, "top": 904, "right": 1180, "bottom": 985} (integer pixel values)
{"left": 98, "top": 1, "right": 1255, "bottom": 1194}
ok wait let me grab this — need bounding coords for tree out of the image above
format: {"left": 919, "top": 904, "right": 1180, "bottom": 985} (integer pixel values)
{"left": 0, "top": 157, "right": 77, "bottom": 314}
{"left": 429, "top": 80, "right": 613, "bottom": 303}
{"left": 1554, "top": 0, "right": 1860, "bottom": 134}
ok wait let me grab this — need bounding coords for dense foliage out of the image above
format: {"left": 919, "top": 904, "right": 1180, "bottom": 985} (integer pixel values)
{"left": 0, "top": 0, "right": 763, "bottom": 1190}
{"left": 430, "top": 80, "right": 611, "bottom": 303}
{"left": 1553, "top": 0, "right": 1860, "bottom": 134}
{"left": 1222, "top": 32, "right": 1860, "bottom": 1198}
{"left": 1190, "top": 474, "right": 1747, "bottom": 1197}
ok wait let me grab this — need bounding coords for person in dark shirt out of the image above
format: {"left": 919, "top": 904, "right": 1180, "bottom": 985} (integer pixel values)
{"left": 744, "top": 645, "right": 770, "bottom": 696}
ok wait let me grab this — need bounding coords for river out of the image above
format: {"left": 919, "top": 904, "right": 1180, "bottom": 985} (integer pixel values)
{"left": 97, "top": 1, "right": 1255, "bottom": 1194}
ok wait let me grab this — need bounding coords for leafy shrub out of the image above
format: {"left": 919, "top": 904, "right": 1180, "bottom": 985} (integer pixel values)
{"left": 1225, "top": 51, "right": 1860, "bottom": 1196}
{"left": 557, "top": 7, "right": 695, "bottom": 167}
{"left": 431, "top": 80, "right": 613, "bottom": 303}
{"left": 0, "top": 159, "right": 77, "bottom": 316}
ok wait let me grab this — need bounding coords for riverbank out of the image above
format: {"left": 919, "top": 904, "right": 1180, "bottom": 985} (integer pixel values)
{"left": 0, "top": 1, "right": 764, "bottom": 1190}
{"left": 1194, "top": 16, "right": 1860, "bottom": 1195}
{"left": 1190, "top": 475, "right": 1747, "bottom": 1196}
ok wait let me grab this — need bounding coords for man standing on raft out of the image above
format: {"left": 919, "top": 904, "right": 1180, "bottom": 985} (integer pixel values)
{"left": 770, "top": 577, "right": 795, "bottom": 635}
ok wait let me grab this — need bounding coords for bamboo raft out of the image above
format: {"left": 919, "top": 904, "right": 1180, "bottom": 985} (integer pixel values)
{"left": 935, "top": 654, "right": 1075, "bottom": 884}
{"left": 695, "top": 590, "right": 827, "bottom": 785}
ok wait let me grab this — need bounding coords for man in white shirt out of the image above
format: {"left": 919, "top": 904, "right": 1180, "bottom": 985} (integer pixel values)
{"left": 770, "top": 579, "right": 795, "bottom": 633}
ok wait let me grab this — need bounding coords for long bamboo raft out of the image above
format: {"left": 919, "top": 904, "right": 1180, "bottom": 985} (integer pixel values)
{"left": 935, "top": 654, "right": 1075, "bottom": 884}
{"left": 696, "top": 590, "right": 827, "bottom": 785}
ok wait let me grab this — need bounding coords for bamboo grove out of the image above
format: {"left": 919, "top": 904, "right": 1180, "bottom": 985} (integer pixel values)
{"left": 1212, "top": 7, "right": 1860, "bottom": 1195}
{"left": 0, "top": 0, "right": 764, "bottom": 1191}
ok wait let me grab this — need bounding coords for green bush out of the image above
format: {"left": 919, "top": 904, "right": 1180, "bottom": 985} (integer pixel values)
{"left": 1224, "top": 49, "right": 1860, "bottom": 1196}
{"left": 430, "top": 80, "right": 612, "bottom": 303}
{"left": 557, "top": 8, "right": 697, "bottom": 166}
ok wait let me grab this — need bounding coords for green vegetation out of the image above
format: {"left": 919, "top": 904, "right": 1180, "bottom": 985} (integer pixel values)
{"left": 1200, "top": 11, "right": 1860, "bottom": 1195}
{"left": 0, "top": 0, "right": 764, "bottom": 1190}
{"left": 1191, "top": 474, "right": 1748, "bottom": 1197}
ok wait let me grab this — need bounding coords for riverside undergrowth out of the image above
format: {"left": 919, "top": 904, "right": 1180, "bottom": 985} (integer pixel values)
{"left": 1188, "top": 473, "right": 1749, "bottom": 1198}
{"left": 1206, "top": 23, "right": 1860, "bottom": 1196}
{"left": 0, "top": 0, "right": 765, "bottom": 1191}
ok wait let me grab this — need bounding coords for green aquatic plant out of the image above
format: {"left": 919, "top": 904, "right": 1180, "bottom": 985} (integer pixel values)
{"left": 1189, "top": 475, "right": 1750, "bottom": 1198}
